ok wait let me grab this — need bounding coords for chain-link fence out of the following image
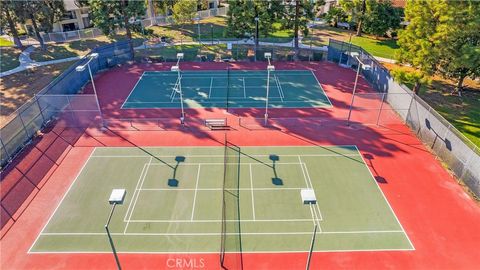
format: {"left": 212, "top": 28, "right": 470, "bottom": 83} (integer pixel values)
{"left": 328, "top": 39, "right": 480, "bottom": 197}
{"left": 0, "top": 41, "right": 133, "bottom": 168}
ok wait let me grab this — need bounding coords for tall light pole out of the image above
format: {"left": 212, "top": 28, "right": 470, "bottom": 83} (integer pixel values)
{"left": 75, "top": 52, "right": 105, "bottom": 129}
{"left": 264, "top": 52, "right": 275, "bottom": 125}
{"left": 195, "top": 17, "right": 201, "bottom": 42}
{"left": 171, "top": 53, "right": 185, "bottom": 125}
{"left": 347, "top": 52, "right": 370, "bottom": 125}
{"left": 105, "top": 189, "right": 126, "bottom": 270}
{"left": 254, "top": 17, "right": 259, "bottom": 62}
{"left": 211, "top": 25, "right": 213, "bottom": 45}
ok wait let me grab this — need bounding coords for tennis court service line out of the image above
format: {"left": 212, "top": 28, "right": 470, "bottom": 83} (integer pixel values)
{"left": 249, "top": 164, "right": 256, "bottom": 221}
{"left": 123, "top": 157, "right": 153, "bottom": 234}
{"left": 190, "top": 164, "right": 201, "bottom": 221}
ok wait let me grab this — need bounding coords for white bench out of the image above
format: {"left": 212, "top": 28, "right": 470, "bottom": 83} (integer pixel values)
{"left": 205, "top": 118, "right": 229, "bottom": 130}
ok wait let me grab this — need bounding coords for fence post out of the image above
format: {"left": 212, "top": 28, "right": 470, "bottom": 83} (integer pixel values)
{"left": 77, "top": 30, "right": 81, "bottom": 40}
{"left": 376, "top": 93, "right": 386, "bottom": 126}
{"left": 0, "top": 137, "right": 10, "bottom": 160}
{"left": 34, "top": 94, "right": 46, "bottom": 124}
{"left": 18, "top": 112, "right": 30, "bottom": 138}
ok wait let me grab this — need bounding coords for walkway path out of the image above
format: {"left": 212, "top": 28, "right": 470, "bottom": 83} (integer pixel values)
{"left": 0, "top": 45, "right": 81, "bottom": 77}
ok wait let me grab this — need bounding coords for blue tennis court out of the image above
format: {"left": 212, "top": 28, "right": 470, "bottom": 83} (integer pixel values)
{"left": 121, "top": 70, "right": 332, "bottom": 109}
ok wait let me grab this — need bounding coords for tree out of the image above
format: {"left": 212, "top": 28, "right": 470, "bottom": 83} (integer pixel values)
{"left": 362, "top": 0, "right": 401, "bottom": 37}
{"left": 36, "top": 0, "right": 65, "bottom": 32}
{"left": 172, "top": 0, "right": 197, "bottom": 25}
{"left": 339, "top": 0, "right": 369, "bottom": 35}
{"left": 87, "top": 0, "right": 145, "bottom": 56}
{"left": 153, "top": 0, "right": 176, "bottom": 16}
{"left": 396, "top": 0, "right": 447, "bottom": 93}
{"left": 435, "top": 1, "right": 480, "bottom": 94}
{"left": 0, "top": 0, "right": 23, "bottom": 48}
{"left": 281, "top": 0, "right": 314, "bottom": 52}
{"left": 397, "top": 0, "right": 480, "bottom": 95}
{"left": 391, "top": 67, "right": 430, "bottom": 94}
{"left": 225, "top": 0, "right": 278, "bottom": 40}
{"left": 324, "top": 7, "right": 347, "bottom": 28}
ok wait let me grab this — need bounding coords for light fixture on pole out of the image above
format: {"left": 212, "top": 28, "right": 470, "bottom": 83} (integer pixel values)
{"left": 254, "top": 17, "right": 259, "bottom": 61}
{"left": 346, "top": 52, "right": 371, "bottom": 125}
{"left": 75, "top": 52, "right": 105, "bottom": 129}
{"left": 194, "top": 17, "right": 201, "bottom": 42}
{"left": 264, "top": 52, "right": 275, "bottom": 125}
{"left": 171, "top": 53, "right": 185, "bottom": 125}
{"left": 105, "top": 189, "right": 126, "bottom": 270}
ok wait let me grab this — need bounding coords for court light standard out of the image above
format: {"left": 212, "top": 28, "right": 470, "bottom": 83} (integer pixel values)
{"left": 194, "top": 17, "right": 201, "bottom": 42}
{"left": 254, "top": 17, "right": 259, "bottom": 61}
{"left": 105, "top": 189, "right": 126, "bottom": 270}
{"left": 171, "top": 53, "right": 185, "bottom": 125}
{"left": 347, "top": 52, "right": 371, "bottom": 125}
{"left": 211, "top": 25, "right": 213, "bottom": 45}
{"left": 75, "top": 52, "right": 105, "bottom": 128}
{"left": 264, "top": 52, "right": 275, "bottom": 125}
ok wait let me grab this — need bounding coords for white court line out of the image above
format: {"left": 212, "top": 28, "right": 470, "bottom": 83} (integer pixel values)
{"left": 91, "top": 153, "right": 361, "bottom": 158}
{"left": 354, "top": 145, "right": 415, "bottom": 250}
{"left": 302, "top": 161, "right": 324, "bottom": 221}
{"left": 127, "top": 218, "right": 319, "bottom": 223}
{"left": 120, "top": 72, "right": 145, "bottom": 109}
{"left": 170, "top": 76, "right": 180, "bottom": 100}
{"left": 190, "top": 164, "right": 201, "bottom": 220}
{"left": 274, "top": 75, "right": 284, "bottom": 101}
{"left": 249, "top": 164, "right": 256, "bottom": 220}
{"left": 123, "top": 163, "right": 149, "bottom": 222}
{"left": 298, "top": 156, "right": 311, "bottom": 189}
{"left": 29, "top": 247, "right": 415, "bottom": 254}
{"left": 40, "top": 230, "right": 404, "bottom": 237}
{"left": 28, "top": 148, "right": 96, "bottom": 254}
{"left": 310, "top": 70, "right": 333, "bottom": 107}
{"left": 208, "top": 77, "right": 213, "bottom": 98}
{"left": 124, "top": 157, "right": 153, "bottom": 234}
{"left": 310, "top": 204, "right": 323, "bottom": 232}
{"left": 243, "top": 77, "right": 246, "bottom": 98}
{"left": 139, "top": 187, "right": 305, "bottom": 191}
{"left": 309, "top": 204, "right": 316, "bottom": 226}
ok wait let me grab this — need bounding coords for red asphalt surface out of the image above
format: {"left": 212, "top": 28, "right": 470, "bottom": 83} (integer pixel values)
{"left": 1, "top": 61, "right": 479, "bottom": 270}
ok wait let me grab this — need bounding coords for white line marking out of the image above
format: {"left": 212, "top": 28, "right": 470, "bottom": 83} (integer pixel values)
{"left": 302, "top": 161, "right": 324, "bottom": 221}
{"left": 123, "top": 163, "right": 149, "bottom": 222}
{"left": 40, "top": 230, "right": 404, "bottom": 236}
{"left": 190, "top": 164, "right": 201, "bottom": 220}
{"left": 249, "top": 164, "right": 256, "bottom": 220}
{"left": 298, "top": 156, "right": 310, "bottom": 189}
{"left": 91, "top": 154, "right": 361, "bottom": 158}
{"left": 124, "top": 157, "right": 152, "bottom": 234}
{"left": 28, "top": 148, "right": 96, "bottom": 253}
{"left": 139, "top": 187, "right": 304, "bottom": 191}
{"left": 120, "top": 73, "right": 145, "bottom": 109}
{"left": 126, "top": 219, "right": 319, "bottom": 223}
{"left": 208, "top": 77, "right": 213, "bottom": 98}
{"left": 354, "top": 145, "right": 415, "bottom": 250}
{"left": 310, "top": 70, "right": 333, "bottom": 107}
{"left": 243, "top": 77, "right": 246, "bottom": 98}
{"left": 29, "top": 247, "right": 415, "bottom": 254}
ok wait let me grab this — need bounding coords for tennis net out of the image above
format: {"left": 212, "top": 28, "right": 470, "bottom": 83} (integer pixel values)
{"left": 220, "top": 134, "right": 243, "bottom": 269}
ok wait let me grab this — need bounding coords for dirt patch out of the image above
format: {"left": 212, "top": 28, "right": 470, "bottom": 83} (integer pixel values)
{"left": 0, "top": 61, "right": 75, "bottom": 125}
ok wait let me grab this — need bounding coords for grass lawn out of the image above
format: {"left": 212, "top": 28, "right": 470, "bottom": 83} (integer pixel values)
{"left": 382, "top": 62, "right": 480, "bottom": 148}
{"left": 0, "top": 47, "right": 21, "bottom": 72}
{"left": 148, "top": 17, "right": 294, "bottom": 44}
{"left": 0, "top": 61, "right": 75, "bottom": 125}
{"left": 135, "top": 44, "right": 231, "bottom": 62}
{"left": 30, "top": 34, "right": 144, "bottom": 62}
{"left": 306, "top": 26, "right": 398, "bottom": 59}
{"left": 0, "top": 37, "right": 14, "bottom": 46}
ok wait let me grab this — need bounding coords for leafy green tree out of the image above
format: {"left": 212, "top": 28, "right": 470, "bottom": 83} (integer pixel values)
{"left": 435, "top": 1, "right": 480, "bottom": 94}
{"left": 281, "top": 0, "right": 314, "bottom": 51}
{"left": 339, "top": 0, "right": 368, "bottom": 36}
{"left": 172, "top": 0, "right": 197, "bottom": 25}
{"left": 324, "top": 6, "right": 347, "bottom": 28}
{"left": 362, "top": 0, "right": 401, "bottom": 37}
{"left": 0, "top": 0, "right": 23, "bottom": 48}
{"left": 398, "top": 0, "right": 479, "bottom": 95}
{"left": 37, "top": 0, "right": 65, "bottom": 32}
{"left": 153, "top": 0, "right": 176, "bottom": 16}
{"left": 225, "top": 0, "right": 278, "bottom": 40}
{"left": 391, "top": 67, "right": 431, "bottom": 94}
{"left": 397, "top": 0, "right": 447, "bottom": 93}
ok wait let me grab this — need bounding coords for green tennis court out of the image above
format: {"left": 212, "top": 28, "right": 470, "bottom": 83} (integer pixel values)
{"left": 121, "top": 70, "right": 332, "bottom": 109}
{"left": 30, "top": 145, "right": 413, "bottom": 253}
